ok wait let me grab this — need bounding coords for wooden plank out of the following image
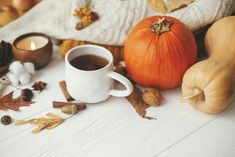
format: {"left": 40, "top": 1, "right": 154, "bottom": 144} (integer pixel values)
{"left": 0, "top": 45, "right": 234, "bottom": 157}
{"left": 154, "top": 104, "right": 235, "bottom": 157}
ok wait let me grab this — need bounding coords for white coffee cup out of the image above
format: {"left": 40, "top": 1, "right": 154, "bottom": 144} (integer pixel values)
{"left": 65, "top": 45, "right": 133, "bottom": 103}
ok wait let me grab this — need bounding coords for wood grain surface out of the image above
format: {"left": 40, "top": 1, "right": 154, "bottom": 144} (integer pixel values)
{"left": 0, "top": 46, "right": 235, "bottom": 157}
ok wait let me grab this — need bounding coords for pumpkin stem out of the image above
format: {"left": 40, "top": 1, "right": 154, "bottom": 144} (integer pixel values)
{"left": 149, "top": 18, "right": 172, "bottom": 35}
{"left": 180, "top": 88, "right": 205, "bottom": 104}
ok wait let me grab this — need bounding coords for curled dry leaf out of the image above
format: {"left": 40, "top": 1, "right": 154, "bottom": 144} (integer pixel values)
{"left": 15, "top": 113, "right": 65, "bottom": 134}
{"left": 126, "top": 86, "right": 156, "bottom": 120}
{"left": 73, "top": 1, "right": 99, "bottom": 30}
{"left": 0, "top": 92, "right": 34, "bottom": 111}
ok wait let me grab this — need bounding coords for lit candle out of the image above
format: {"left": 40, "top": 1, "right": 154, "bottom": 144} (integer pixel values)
{"left": 13, "top": 32, "right": 53, "bottom": 69}
{"left": 30, "top": 41, "right": 37, "bottom": 50}
{"left": 15, "top": 36, "right": 49, "bottom": 51}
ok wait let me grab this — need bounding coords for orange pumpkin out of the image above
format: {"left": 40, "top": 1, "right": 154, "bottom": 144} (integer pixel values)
{"left": 124, "top": 16, "right": 197, "bottom": 89}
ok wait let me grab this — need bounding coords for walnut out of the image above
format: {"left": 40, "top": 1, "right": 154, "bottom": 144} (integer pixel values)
{"left": 142, "top": 88, "right": 163, "bottom": 106}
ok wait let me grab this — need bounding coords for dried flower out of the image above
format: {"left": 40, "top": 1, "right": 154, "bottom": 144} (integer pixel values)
{"left": 90, "top": 12, "right": 99, "bottom": 21}
{"left": 73, "top": 3, "right": 99, "bottom": 30}
{"left": 32, "top": 81, "right": 47, "bottom": 92}
{"left": 73, "top": 7, "right": 91, "bottom": 18}
{"left": 81, "top": 15, "right": 93, "bottom": 27}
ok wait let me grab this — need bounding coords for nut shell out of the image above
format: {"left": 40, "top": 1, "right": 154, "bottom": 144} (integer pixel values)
{"left": 142, "top": 88, "right": 163, "bottom": 106}
{"left": 61, "top": 105, "right": 78, "bottom": 115}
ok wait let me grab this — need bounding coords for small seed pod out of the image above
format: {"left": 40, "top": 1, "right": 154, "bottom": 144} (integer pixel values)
{"left": 90, "top": 11, "right": 99, "bottom": 21}
{"left": 61, "top": 105, "right": 78, "bottom": 115}
{"left": 1, "top": 115, "right": 12, "bottom": 125}
{"left": 142, "top": 88, "right": 163, "bottom": 106}
{"left": 21, "top": 88, "right": 33, "bottom": 101}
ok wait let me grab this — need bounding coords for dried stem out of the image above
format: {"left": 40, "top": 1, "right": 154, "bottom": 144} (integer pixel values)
{"left": 149, "top": 18, "right": 172, "bottom": 35}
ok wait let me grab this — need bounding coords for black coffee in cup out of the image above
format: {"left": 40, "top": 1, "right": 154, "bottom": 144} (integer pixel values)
{"left": 70, "top": 54, "right": 109, "bottom": 71}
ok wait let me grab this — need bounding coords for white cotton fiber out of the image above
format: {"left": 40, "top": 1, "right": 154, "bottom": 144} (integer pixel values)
{"left": 19, "top": 72, "right": 31, "bottom": 85}
{"left": 9, "top": 61, "right": 24, "bottom": 76}
{"left": 6, "top": 72, "right": 19, "bottom": 85}
{"left": 23, "top": 62, "right": 35, "bottom": 74}
{"left": 7, "top": 61, "right": 35, "bottom": 85}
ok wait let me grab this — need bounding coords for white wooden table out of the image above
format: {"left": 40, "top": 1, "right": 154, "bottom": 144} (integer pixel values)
{"left": 0, "top": 46, "right": 235, "bottom": 157}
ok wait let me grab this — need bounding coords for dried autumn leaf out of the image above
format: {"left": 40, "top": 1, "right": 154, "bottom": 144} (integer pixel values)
{"left": 165, "top": 0, "right": 194, "bottom": 12}
{"left": 0, "top": 92, "right": 34, "bottom": 111}
{"left": 47, "top": 120, "right": 64, "bottom": 130}
{"left": 147, "top": 0, "right": 194, "bottom": 13}
{"left": 15, "top": 113, "right": 65, "bottom": 134}
{"left": 32, "top": 124, "right": 50, "bottom": 134}
{"left": 147, "top": 0, "right": 167, "bottom": 13}
{"left": 126, "top": 87, "right": 156, "bottom": 120}
{"left": 32, "top": 81, "right": 47, "bottom": 92}
{"left": 46, "top": 112, "right": 62, "bottom": 119}
{"left": 15, "top": 119, "right": 36, "bottom": 125}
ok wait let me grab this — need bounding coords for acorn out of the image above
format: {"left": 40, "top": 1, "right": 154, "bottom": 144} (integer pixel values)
{"left": 61, "top": 105, "right": 78, "bottom": 115}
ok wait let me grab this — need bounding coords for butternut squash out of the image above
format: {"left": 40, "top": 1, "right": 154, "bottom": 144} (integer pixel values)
{"left": 181, "top": 16, "right": 235, "bottom": 114}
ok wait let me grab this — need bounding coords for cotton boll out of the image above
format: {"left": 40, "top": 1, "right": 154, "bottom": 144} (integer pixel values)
{"left": 0, "top": 76, "right": 10, "bottom": 95}
{"left": 0, "top": 76, "right": 10, "bottom": 85}
{"left": 19, "top": 72, "right": 31, "bottom": 85}
{"left": 6, "top": 72, "right": 19, "bottom": 85}
{"left": 23, "top": 62, "right": 35, "bottom": 74}
{"left": 9, "top": 61, "right": 24, "bottom": 76}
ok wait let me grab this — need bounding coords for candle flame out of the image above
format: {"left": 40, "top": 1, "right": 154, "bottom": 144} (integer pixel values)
{"left": 30, "top": 41, "right": 37, "bottom": 50}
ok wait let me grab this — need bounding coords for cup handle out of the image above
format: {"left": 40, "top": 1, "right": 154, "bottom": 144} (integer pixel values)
{"left": 107, "top": 71, "right": 133, "bottom": 97}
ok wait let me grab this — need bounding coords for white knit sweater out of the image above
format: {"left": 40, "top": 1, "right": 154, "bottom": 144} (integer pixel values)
{"left": 0, "top": 0, "right": 234, "bottom": 45}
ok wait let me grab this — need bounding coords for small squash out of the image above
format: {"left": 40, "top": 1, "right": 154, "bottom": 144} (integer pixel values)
{"left": 181, "top": 16, "right": 235, "bottom": 114}
{"left": 124, "top": 16, "right": 197, "bottom": 89}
